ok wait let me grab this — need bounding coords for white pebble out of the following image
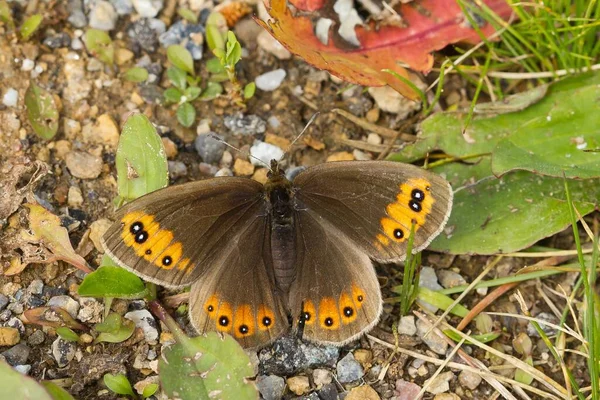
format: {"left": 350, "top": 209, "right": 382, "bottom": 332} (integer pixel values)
{"left": 255, "top": 69, "right": 286, "bottom": 92}
{"left": 2, "top": 88, "right": 18, "bottom": 107}
{"left": 250, "top": 141, "right": 284, "bottom": 166}
{"left": 21, "top": 59, "right": 35, "bottom": 71}
{"left": 132, "top": 0, "right": 164, "bottom": 18}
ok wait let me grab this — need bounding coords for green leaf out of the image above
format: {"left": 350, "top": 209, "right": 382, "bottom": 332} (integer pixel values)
{"left": 95, "top": 318, "right": 135, "bottom": 344}
{"left": 104, "top": 374, "right": 135, "bottom": 397}
{"left": 205, "top": 57, "right": 224, "bottom": 74}
{"left": 124, "top": 67, "right": 149, "bottom": 83}
{"left": 20, "top": 14, "right": 42, "bottom": 40}
{"left": 167, "top": 44, "right": 194, "bottom": 76}
{"left": 142, "top": 383, "right": 159, "bottom": 398}
{"left": 159, "top": 332, "right": 257, "bottom": 400}
{"left": 186, "top": 74, "right": 201, "bottom": 87}
{"left": 0, "top": 360, "right": 53, "bottom": 399}
{"left": 205, "top": 12, "right": 228, "bottom": 51}
{"left": 78, "top": 265, "right": 147, "bottom": 299}
{"left": 243, "top": 82, "right": 256, "bottom": 100}
{"left": 443, "top": 329, "right": 501, "bottom": 344}
{"left": 514, "top": 356, "right": 534, "bottom": 385}
{"left": 25, "top": 83, "right": 59, "bottom": 140}
{"left": 209, "top": 71, "right": 229, "bottom": 83}
{"left": 84, "top": 29, "right": 114, "bottom": 65}
{"left": 0, "top": 1, "right": 15, "bottom": 30}
{"left": 184, "top": 86, "right": 201, "bottom": 101}
{"left": 177, "top": 7, "right": 198, "bottom": 23}
{"left": 167, "top": 66, "right": 188, "bottom": 91}
{"left": 116, "top": 113, "right": 168, "bottom": 203}
{"left": 95, "top": 312, "right": 123, "bottom": 333}
{"left": 164, "top": 87, "right": 183, "bottom": 103}
{"left": 176, "top": 102, "right": 196, "bottom": 128}
{"left": 199, "top": 82, "right": 223, "bottom": 101}
{"left": 225, "top": 31, "right": 242, "bottom": 66}
{"left": 56, "top": 327, "right": 79, "bottom": 343}
{"left": 212, "top": 47, "right": 225, "bottom": 61}
{"left": 41, "top": 381, "right": 76, "bottom": 400}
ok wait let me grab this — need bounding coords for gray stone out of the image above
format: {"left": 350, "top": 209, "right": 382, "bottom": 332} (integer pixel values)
{"left": 437, "top": 270, "right": 467, "bottom": 289}
{"left": 318, "top": 382, "right": 338, "bottom": 400}
{"left": 13, "top": 364, "right": 31, "bottom": 375}
{"left": 132, "top": 0, "right": 164, "bottom": 17}
{"left": 336, "top": 352, "right": 364, "bottom": 383}
{"left": 255, "top": 69, "right": 286, "bottom": 92}
{"left": 416, "top": 318, "right": 448, "bottom": 355}
{"left": 127, "top": 18, "right": 162, "bottom": 52}
{"left": 259, "top": 336, "right": 339, "bottom": 376}
{"left": 418, "top": 267, "right": 444, "bottom": 312}
{"left": 224, "top": 114, "right": 267, "bottom": 136}
{"left": 168, "top": 161, "right": 188, "bottom": 179}
{"left": 66, "top": 151, "right": 102, "bottom": 179}
{"left": 27, "top": 330, "right": 45, "bottom": 346}
{"left": 397, "top": 315, "right": 417, "bottom": 336}
{"left": 0, "top": 294, "right": 9, "bottom": 311}
{"left": 138, "top": 84, "right": 163, "bottom": 104}
{"left": 159, "top": 20, "right": 204, "bottom": 60}
{"left": 1, "top": 343, "right": 31, "bottom": 366}
{"left": 0, "top": 309, "right": 11, "bottom": 322}
{"left": 7, "top": 302, "right": 23, "bottom": 315}
{"left": 52, "top": 338, "right": 76, "bottom": 368}
{"left": 110, "top": 0, "right": 134, "bottom": 14}
{"left": 195, "top": 133, "right": 225, "bottom": 164}
{"left": 47, "top": 295, "right": 80, "bottom": 319}
{"left": 89, "top": 1, "right": 118, "bottom": 31}
{"left": 527, "top": 312, "right": 559, "bottom": 337}
{"left": 124, "top": 310, "right": 159, "bottom": 344}
{"left": 458, "top": 370, "right": 482, "bottom": 390}
{"left": 7, "top": 317, "right": 24, "bottom": 334}
{"left": 43, "top": 32, "right": 72, "bottom": 49}
{"left": 68, "top": 0, "right": 87, "bottom": 27}
{"left": 256, "top": 375, "right": 285, "bottom": 400}
{"left": 77, "top": 297, "right": 104, "bottom": 323}
{"left": 27, "top": 280, "right": 44, "bottom": 295}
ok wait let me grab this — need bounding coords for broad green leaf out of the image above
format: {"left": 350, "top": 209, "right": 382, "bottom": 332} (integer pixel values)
{"left": 205, "top": 57, "right": 224, "bottom": 74}
{"left": 124, "top": 67, "right": 149, "bottom": 82}
{"left": 78, "top": 265, "right": 147, "bottom": 299}
{"left": 95, "top": 318, "right": 135, "bottom": 344}
{"left": 186, "top": 74, "right": 201, "bottom": 87}
{"left": 0, "top": 360, "right": 52, "bottom": 399}
{"left": 95, "top": 312, "right": 123, "bottom": 333}
{"left": 41, "top": 381, "right": 76, "bottom": 400}
{"left": 184, "top": 86, "right": 201, "bottom": 101}
{"left": 104, "top": 374, "right": 135, "bottom": 397}
{"left": 142, "top": 383, "right": 159, "bottom": 398}
{"left": 159, "top": 332, "right": 257, "bottom": 400}
{"left": 225, "top": 31, "right": 242, "bottom": 66}
{"left": 56, "top": 327, "right": 79, "bottom": 342}
{"left": 199, "top": 82, "right": 223, "bottom": 101}
{"left": 84, "top": 29, "right": 114, "bottom": 65}
{"left": 164, "top": 87, "right": 183, "bottom": 103}
{"left": 167, "top": 44, "right": 194, "bottom": 76}
{"left": 514, "top": 356, "right": 534, "bottom": 385}
{"left": 25, "top": 83, "right": 59, "bottom": 140}
{"left": 116, "top": 114, "right": 168, "bottom": 203}
{"left": 176, "top": 102, "right": 196, "bottom": 128}
{"left": 20, "top": 14, "right": 42, "bottom": 40}
{"left": 243, "top": 82, "right": 256, "bottom": 99}
{"left": 167, "top": 66, "right": 188, "bottom": 91}
{"left": 205, "top": 12, "right": 228, "bottom": 51}
{"left": 0, "top": 1, "right": 15, "bottom": 30}
{"left": 177, "top": 7, "right": 198, "bottom": 23}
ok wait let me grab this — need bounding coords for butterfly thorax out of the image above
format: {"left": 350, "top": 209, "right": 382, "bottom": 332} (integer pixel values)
{"left": 265, "top": 160, "right": 296, "bottom": 300}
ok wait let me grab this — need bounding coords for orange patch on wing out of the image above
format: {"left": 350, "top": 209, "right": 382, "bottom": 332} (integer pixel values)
{"left": 176, "top": 258, "right": 191, "bottom": 271}
{"left": 301, "top": 300, "right": 316, "bottom": 326}
{"left": 142, "top": 230, "right": 174, "bottom": 261}
{"left": 204, "top": 294, "right": 219, "bottom": 319}
{"left": 121, "top": 211, "right": 157, "bottom": 248}
{"left": 215, "top": 301, "right": 233, "bottom": 333}
{"left": 155, "top": 241, "right": 183, "bottom": 270}
{"left": 257, "top": 305, "right": 275, "bottom": 331}
{"left": 351, "top": 284, "right": 366, "bottom": 310}
{"left": 233, "top": 304, "right": 255, "bottom": 338}
{"left": 318, "top": 297, "right": 340, "bottom": 330}
{"left": 339, "top": 292, "right": 357, "bottom": 324}
{"left": 380, "top": 217, "right": 407, "bottom": 243}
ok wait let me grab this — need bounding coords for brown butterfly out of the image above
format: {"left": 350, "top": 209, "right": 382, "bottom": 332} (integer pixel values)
{"left": 102, "top": 159, "right": 453, "bottom": 349}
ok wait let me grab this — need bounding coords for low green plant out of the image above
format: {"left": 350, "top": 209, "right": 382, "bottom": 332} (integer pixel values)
{"left": 84, "top": 29, "right": 114, "bottom": 65}
{"left": 104, "top": 374, "right": 136, "bottom": 399}
{"left": 163, "top": 63, "right": 202, "bottom": 127}
{"left": 0, "top": 2, "right": 43, "bottom": 40}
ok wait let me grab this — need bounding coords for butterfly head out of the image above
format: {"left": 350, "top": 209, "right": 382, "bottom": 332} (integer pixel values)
{"left": 266, "top": 159, "right": 288, "bottom": 185}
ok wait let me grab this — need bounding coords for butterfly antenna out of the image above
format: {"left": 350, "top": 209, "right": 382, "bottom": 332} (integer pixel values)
{"left": 207, "top": 134, "right": 271, "bottom": 170}
{"left": 278, "top": 112, "right": 321, "bottom": 162}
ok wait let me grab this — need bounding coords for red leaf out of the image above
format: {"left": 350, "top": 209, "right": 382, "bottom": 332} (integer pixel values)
{"left": 257, "top": 0, "right": 513, "bottom": 99}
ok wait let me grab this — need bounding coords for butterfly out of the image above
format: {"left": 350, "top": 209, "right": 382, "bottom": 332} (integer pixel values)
{"left": 102, "top": 159, "right": 453, "bottom": 349}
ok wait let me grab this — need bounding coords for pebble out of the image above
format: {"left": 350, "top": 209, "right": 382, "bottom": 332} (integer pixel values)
{"left": 195, "top": 133, "right": 225, "bottom": 164}
{"left": 252, "top": 168, "right": 269, "bottom": 184}
{"left": 259, "top": 336, "right": 339, "bottom": 375}
{"left": 168, "top": 161, "right": 188, "bottom": 179}
{"left": 89, "top": 1, "right": 118, "bottom": 31}
{"left": 159, "top": 20, "right": 204, "bottom": 60}
{"left": 425, "top": 371, "right": 454, "bottom": 394}
{"left": 132, "top": 0, "right": 164, "bottom": 18}
{"left": 367, "top": 132, "right": 382, "bottom": 145}
{"left": 255, "top": 69, "right": 286, "bottom": 92}
{"left": 527, "top": 312, "right": 559, "bottom": 337}
{"left": 437, "top": 270, "right": 467, "bottom": 289}
{"left": 21, "top": 59, "right": 35, "bottom": 72}
{"left": 63, "top": 119, "right": 82, "bottom": 139}
{"left": 257, "top": 30, "right": 292, "bottom": 60}
{"left": 398, "top": 315, "right": 417, "bottom": 336}
{"left": 458, "top": 370, "right": 482, "bottom": 390}
{"left": 368, "top": 84, "right": 424, "bottom": 119}
{"left": 434, "top": 394, "right": 460, "bottom": 400}
{"left": 233, "top": 159, "right": 254, "bottom": 176}
{"left": 0, "top": 294, "right": 9, "bottom": 311}
{"left": 124, "top": 310, "right": 159, "bottom": 344}
{"left": 77, "top": 298, "right": 104, "bottom": 323}
{"left": 63, "top": 58, "right": 92, "bottom": 103}
{"left": 366, "top": 107, "right": 380, "bottom": 123}
{"left": 346, "top": 385, "right": 380, "bottom": 400}
{"left": 0, "top": 327, "right": 20, "bottom": 346}
{"left": 65, "top": 151, "right": 103, "bottom": 179}
{"left": 68, "top": 0, "right": 87, "bottom": 27}
{"left": 43, "top": 32, "right": 72, "bottom": 49}
{"left": 115, "top": 48, "right": 134, "bottom": 65}
{"left": 224, "top": 114, "right": 266, "bottom": 136}
{"left": 89, "top": 219, "right": 112, "bottom": 252}
{"left": 86, "top": 113, "right": 120, "bottom": 147}
{"left": 27, "top": 280, "right": 44, "bottom": 295}
{"left": 326, "top": 151, "right": 354, "bottom": 162}
{"left": 215, "top": 168, "right": 232, "bottom": 177}
{"left": 353, "top": 349, "right": 373, "bottom": 366}
{"left": 2, "top": 88, "right": 18, "bottom": 107}
{"left": 27, "top": 330, "right": 45, "bottom": 346}
{"left": 52, "top": 338, "right": 76, "bottom": 368}
{"left": 256, "top": 375, "right": 286, "bottom": 400}
{"left": 416, "top": 318, "right": 448, "bottom": 355}
{"left": 220, "top": 150, "right": 233, "bottom": 167}
{"left": 267, "top": 116, "right": 281, "bottom": 130}
{"left": 336, "top": 352, "right": 364, "bottom": 383}
{"left": 47, "top": 295, "right": 81, "bottom": 319}
{"left": 1, "top": 343, "right": 30, "bottom": 366}
{"left": 250, "top": 141, "right": 284, "bottom": 166}
{"left": 14, "top": 364, "right": 31, "bottom": 375}
{"left": 287, "top": 375, "right": 310, "bottom": 396}
{"left": 419, "top": 267, "right": 444, "bottom": 312}
{"left": 86, "top": 58, "right": 104, "bottom": 72}
{"left": 68, "top": 186, "right": 84, "bottom": 207}
{"left": 313, "top": 368, "right": 332, "bottom": 389}
{"left": 133, "top": 375, "right": 160, "bottom": 395}
{"left": 127, "top": 18, "right": 162, "bottom": 52}
{"left": 318, "top": 382, "right": 338, "bottom": 400}
{"left": 110, "top": 0, "right": 134, "bottom": 15}
{"left": 0, "top": 310, "right": 10, "bottom": 322}
{"left": 138, "top": 83, "right": 163, "bottom": 104}
{"left": 161, "top": 137, "right": 178, "bottom": 159}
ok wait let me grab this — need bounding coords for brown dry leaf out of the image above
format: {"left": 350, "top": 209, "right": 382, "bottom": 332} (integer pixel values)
{"left": 23, "top": 306, "right": 87, "bottom": 330}
{"left": 0, "top": 158, "right": 48, "bottom": 221}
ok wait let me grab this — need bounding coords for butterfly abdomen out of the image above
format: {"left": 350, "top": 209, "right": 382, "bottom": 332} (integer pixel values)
{"left": 268, "top": 182, "right": 296, "bottom": 299}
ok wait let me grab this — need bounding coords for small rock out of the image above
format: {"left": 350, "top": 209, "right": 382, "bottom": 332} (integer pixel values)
{"left": 255, "top": 69, "right": 286, "bottom": 92}
{"left": 138, "top": 84, "right": 163, "bottom": 104}
{"left": 63, "top": 58, "right": 92, "bottom": 103}
{"left": 224, "top": 114, "right": 266, "bottom": 136}
{"left": 159, "top": 20, "right": 204, "bottom": 60}
{"left": 346, "top": 385, "right": 380, "bottom": 400}
{"left": 434, "top": 394, "right": 460, "bottom": 400}
{"left": 65, "top": 151, "right": 103, "bottom": 179}
{"left": 21, "top": 59, "right": 35, "bottom": 72}
{"left": 2, "top": 88, "right": 18, "bottom": 107}
{"left": 27, "top": 330, "right": 45, "bottom": 346}
{"left": 27, "top": 280, "right": 44, "bottom": 295}
{"left": 0, "top": 327, "right": 20, "bottom": 346}
{"left": 132, "top": 0, "right": 164, "bottom": 18}
{"left": 195, "top": 133, "right": 225, "bottom": 164}
{"left": 0, "top": 310, "right": 11, "bottom": 322}
{"left": 68, "top": 186, "right": 84, "bottom": 207}
{"left": 256, "top": 375, "right": 286, "bottom": 400}
{"left": 127, "top": 18, "right": 163, "bottom": 52}
{"left": 47, "top": 295, "right": 80, "bottom": 319}
{"left": 252, "top": 168, "right": 269, "bottom": 184}
{"left": 52, "top": 338, "right": 76, "bottom": 368}
{"left": 86, "top": 57, "right": 104, "bottom": 72}
{"left": 437, "top": 270, "right": 467, "bottom": 289}
{"left": 63, "top": 119, "right": 81, "bottom": 139}
{"left": 287, "top": 375, "right": 310, "bottom": 396}
{"left": 458, "top": 370, "right": 482, "bottom": 390}
{"left": 168, "top": 161, "right": 188, "bottom": 179}
{"left": 250, "top": 141, "right": 284, "bottom": 166}
{"left": 257, "top": 30, "right": 292, "bottom": 60}
{"left": 527, "top": 312, "right": 559, "bottom": 337}
{"left": 326, "top": 151, "right": 354, "bottom": 162}
{"left": 368, "top": 81, "right": 425, "bottom": 119}
{"left": 318, "top": 383, "right": 338, "bottom": 400}
{"left": 366, "top": 107, "right": 380, "bottom": 123}
{"left": 13, "top": 364, "right": 31, "bottom": 375}
{"left": 89, "top": 218, "right": 112, "bottom": 252}
{"left": 336, "top": 352, "right": 364, "bottom": 383}
{"left": 0, "top": 294, "right": 9, "bottom": 311}
{"left": 89, "top": 1, "right": 118, "bottom": 31}
{"left": 133, "top": 375, "right": 160, "bottom": 395}
{"left": 124, "top": 310, "right": 159, "bottom": 344}
{"left": 161, "top": 137, "right": 178, "bottom": 159}
{"left": 1, "top": 343, "right": 30, "bottom": 366}
{"left": 84, "top": 113, "right": 120, "bottom": 147}
{"left": 110, "top": 0, "right": 134, "bottom": 15}
{"left": 77, "top": 297, "right": 104, "bottom": 323}
{"left": 416, "top": 318, "right": 448, "bottom": 355}
{"left": 419, "top": 267, "right": 444, "bottom": 312}
{"left": 367, "top": 132, "right": 382, "bottom": 145}
{"left": 68, "top": 0, "right": 87, "bottom": 27}
{"left": 312, "top": 368, "right": 332, "bottom": 389}
{"left": 233, "top": 159, "right": 255, "bottom": 176}
{"left": 115, "top": 48, "right": 135, "bottom": 65}
{"left": 215, "top": 168, "right": 232, "bottom": 177}
{"left": 353, "top": 349, "right": 373, "bottom": 366}
{"left": 425, "top": 371, "right": 454, "bottom": 394}
{"left": 398, "top": 315, "right": 417, "bottom": 336}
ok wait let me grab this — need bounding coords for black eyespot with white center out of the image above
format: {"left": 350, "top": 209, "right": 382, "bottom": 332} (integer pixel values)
{"left": 239, "top": 325, "right": 249, "bottom": 335}
{"left": 409, "top": 200, "right": 422, "bottom": 212}
{"left": 343, "top": 307, "right": 354, "bottom": 318}
{"left": 145, "top": 249, "right": 152, "bottom": 255}
{"left": 411, "top": 189, "right": 425, "bottom": 201}
{"left": 207, "top": 305, "right": 214, "bottom": 312}
{"left": 393, "top": 228, "right": 404, "bottom": 239}
{"left": 134, "top": 231, "right": 148, "bottom": 244}
{"left": 262, "top": 317, "right": 272, "bottom": 327}
{"left": 162, "top": 256, "right": 173, "bottom": 266}
{"left": 130, "top": 221, "right": 143, "bottom": 234}
{"left": 219, "top": 316, "right": 229, "bottom": 326}
{"left": 357, "top": 295, "right": 364, "bottom": 302}
{"left": 302, "top": 312, "right": 311, "bottom": 322}
{"left": 324, "top": 317, "right": 334, "bottom": 327}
